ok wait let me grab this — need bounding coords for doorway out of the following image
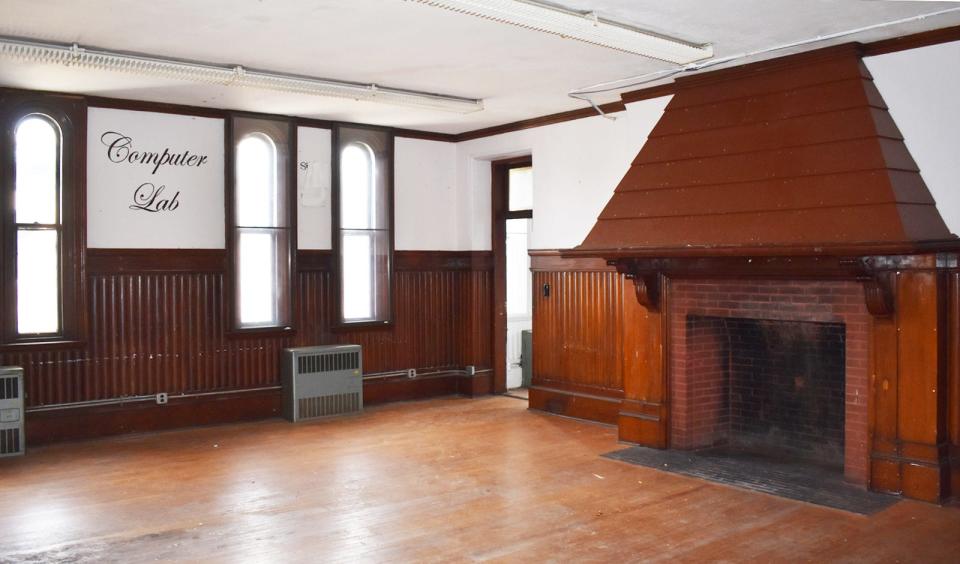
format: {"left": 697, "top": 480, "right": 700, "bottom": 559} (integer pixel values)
{"left": 491, "top": 157, "right": 532, "bottom": 397}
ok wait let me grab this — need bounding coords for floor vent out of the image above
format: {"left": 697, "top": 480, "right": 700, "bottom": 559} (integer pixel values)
{"left": 0, "top": 367, "right": 24, "bottom": 457}
{"left": 282, "top": 345, "right": 363, "bottom": 422}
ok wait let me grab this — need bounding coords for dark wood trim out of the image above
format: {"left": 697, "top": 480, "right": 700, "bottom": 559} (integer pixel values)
{"left": 567, "top": 240, "right": 960, "bottom": 260}
{"left": 394, "top": 250, "right": 493, "bottom": 271}
{"left": 86, "top": 248, "right": 226, "bottom": 273}
{"left": 529, "top": 250, "right": 616, "bottom": 272}
{"left": 491, "top": 156, "right": 532, "bottom": 395}
{"left": 27, "top": 374, "right": 494, "bottom": 445}
{"left": 0, "top": 90, "right": 88, "bottom": 346}
{"left": 454, "top": 29, "right": 960, "bottom": 141}
{"left": 296, "top": 249, "right": 334, "bottom": 272}
{"left": 225, "top": 114, "right": 298, "bottom": 334}
{"left": 6, "top": 27, "right": 959, "bottom": 148}
{"left": 26, "top": 388, "right": 282, "bottom": 446}
{"left": 454, "top": 100, "right": 626, "bottom": 142}
{"left": 862, "top": 24, "right": 960, "bottom": 57}
{"left": 331, "top": 126, "right": 396, "bottom": 330}
{"left": 528, "top": 385, "right": 620, "bottom": 426}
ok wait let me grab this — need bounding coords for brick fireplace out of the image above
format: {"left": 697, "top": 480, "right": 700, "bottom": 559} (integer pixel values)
{"left": 567, "top": 44, "right": 960, "bottom": 502}
{"left": 669, "top": 280, "right": 869, "bottom": 483}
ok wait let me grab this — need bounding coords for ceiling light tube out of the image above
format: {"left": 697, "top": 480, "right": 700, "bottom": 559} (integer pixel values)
{"left": 0, "top": 36, "right": 485, "bottom": 113}
{"left": 406, "top": 0, "right": 712, "bottom": 64}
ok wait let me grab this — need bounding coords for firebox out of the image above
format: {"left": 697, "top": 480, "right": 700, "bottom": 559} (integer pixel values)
{"left": 669, "top": 279, "right": 871, "bottom": 484}
{"left": 679, "top": 315, "right": 846, "bottom": 467}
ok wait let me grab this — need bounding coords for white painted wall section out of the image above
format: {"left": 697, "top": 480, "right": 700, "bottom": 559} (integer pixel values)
{"left": 866, "top": 40, "right": 960, "bottom": 236}
{"left": 296, "top": 126, "right": 333, "bottom": 250}
{"left": 455, "top": 95, "right": 671, "bottom": 250}
{"left": 394, "top": 138, "right": 460, "bottom": 250}
{"left": 87, "top": 108, "right": 225, "bottom": 248}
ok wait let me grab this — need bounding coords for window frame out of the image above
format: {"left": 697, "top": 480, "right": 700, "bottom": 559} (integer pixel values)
{"left": 332, "top": 125, "right": 395, "bottom": 330}
{"left": 225, "top": 114, "right": 297, "bottom": 336}
{"left": 0, "top": 91, "right": 86, "bottom": 347}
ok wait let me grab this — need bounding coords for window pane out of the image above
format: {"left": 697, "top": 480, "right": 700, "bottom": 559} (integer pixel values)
{"left": 342, "top": 231, "right": 374, "bottom": 321}
{"left": 236, "top": 133, "right": 279, "bottom": 227}
{"left": 238, "top": 229, "right": 280, "bottom": 327}
{"left": 506, "top": 218, "right": 531, "bottom": 317}
{"left": 340, "top": 143, "right": 375, "bottom": 229}
{"left": 508, "top": 166, "right": 533, "bottom": 212}
{"left": 15, "top": 116, "right": 59, "bottom": 225}
{"left": 17, "top": 229, "right": 60, "bottom": 334}
{"left": 341, "top": 230, "right": 389, "bottom": 322}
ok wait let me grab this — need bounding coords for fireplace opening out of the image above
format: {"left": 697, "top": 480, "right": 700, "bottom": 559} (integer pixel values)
{"left": 676, "top": 315, "right": 846, "bottom": 470}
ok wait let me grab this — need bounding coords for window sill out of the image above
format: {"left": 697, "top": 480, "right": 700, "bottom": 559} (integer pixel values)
{"left": 226, "top": 325, "right": 296, "bottom": 339}
{"left": 332, "top": 319, "right": 394, "bottom": 332}
{"left": 0, "top": 339, "right": 86, "bottom": 352}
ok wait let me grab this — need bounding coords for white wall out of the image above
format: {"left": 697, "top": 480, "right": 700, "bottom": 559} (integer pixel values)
{"left": 81, "top": 41, "right": 960, "bottom": 253}
{"left": 87, "top": 108, "right": 225, "bottom": 248}
{"left": 297, "top": 126, "right": 333, "bottom": 250}
{"left": 455, "top": 95, "right": 672, "bottom": 250}
{"left": 865, "top": 40, "right": 960, "bottom": 236}
{"left": 394, "top": 138, "right": 459, "bottom": 250}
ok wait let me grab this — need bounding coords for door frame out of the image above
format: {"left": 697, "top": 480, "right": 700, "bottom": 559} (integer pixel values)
{"left": 491, "top": 156, "right": 532, "bottom": 393}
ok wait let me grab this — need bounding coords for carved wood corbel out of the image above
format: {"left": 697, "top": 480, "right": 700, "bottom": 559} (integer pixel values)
{"left": 609, "top": 260, "right": 662, "bottom": 311}
{"left": 860, "top": 270, "right": 895, "bottom": 317}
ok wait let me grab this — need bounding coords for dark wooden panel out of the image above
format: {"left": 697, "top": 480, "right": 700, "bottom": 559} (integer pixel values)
{"left": 528, "top": 386, "right": 620, "bottom": 425}
{"left": 600, "top": 172, "right": 934, "bottom": 221}
{"left": 532, "top": 270, "right": 624, "bottom": 406}
{"left": 2, "top": 249, "right": 493, "bottom": 443}
{"left": 87, "top": 249, "right": 226, "bottom": 273}
{"left": 638, "top": 107, "right": 901, "bottom": 165}
{"left": 530, "top": 250, "right": 615, "bottom": 272}
{"left": 26, "top": 389, "right": 281, "bottom": 444}
{"left": 395, "top": 251, "right": 493, "bottom": 272}
{"left": 576, "top": 46, "right": 952, "bottom": 258}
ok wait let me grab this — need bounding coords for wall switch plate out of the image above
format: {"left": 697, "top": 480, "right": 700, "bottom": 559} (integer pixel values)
{"left": 156, "top": 392, "right": 168, "bottom": 405}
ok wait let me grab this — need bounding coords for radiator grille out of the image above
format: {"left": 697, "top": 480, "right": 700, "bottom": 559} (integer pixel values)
{"left": 0, "top": 428, "right": 20, "bottom": 455}
{"left": 298, "top": 392, "right": 361, "bottom": 419}
{"left": 0, "top": 376, "right": 19, "bottom": 400}
{"left": 297, "top": 351, "right": 360, "bottom": 375}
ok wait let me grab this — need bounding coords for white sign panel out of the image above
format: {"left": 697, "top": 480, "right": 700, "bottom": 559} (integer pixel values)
{"left": 87, "top": 108, "right": 225, "bottom": 248}
{"left": 297, "top": 126, "right": 332, "bottom": 250}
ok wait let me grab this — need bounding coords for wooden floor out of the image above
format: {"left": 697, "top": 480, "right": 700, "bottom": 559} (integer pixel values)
{"left": 1, "top": 396, "right": 958, "bottom": 563}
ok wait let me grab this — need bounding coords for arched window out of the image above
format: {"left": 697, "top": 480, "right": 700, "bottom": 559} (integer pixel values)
{"left": 230, "top": 118, "right": 293, "bottom": 330}
{"left": 14, "top": 114, "right": 62, "bottom": 335}
{"left": 336, "top": 128, "right": 392, "bottom": 325}
{"left": 340, "top": 142, "right": 376, "bottom": 321}
{"left": 1, "top": 92, "right": 84, "bottom": 345}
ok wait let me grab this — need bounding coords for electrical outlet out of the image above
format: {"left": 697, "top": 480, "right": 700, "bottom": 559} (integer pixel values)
{"left": 407, "top": 368, "right": 417, "bottom": 379}
{"left": 156, "top": 392, "right": 168, "bottom": 405}
{"left": 465, "top": 365, "right": 476, "bottom": 376}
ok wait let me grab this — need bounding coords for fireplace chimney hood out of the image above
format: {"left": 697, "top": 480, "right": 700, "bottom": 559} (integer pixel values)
{"left": 571, "top": 44, "right": 958, "bottom": 260}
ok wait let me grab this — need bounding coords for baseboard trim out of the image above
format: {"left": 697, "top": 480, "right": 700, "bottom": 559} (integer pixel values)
{"left": 528, "top": 385, "right": 621, "bottom": 425}
{"left": 27, "top": 373, "right": 494, "bottom": 446}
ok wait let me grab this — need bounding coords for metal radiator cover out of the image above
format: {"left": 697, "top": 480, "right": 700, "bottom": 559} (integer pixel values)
{"left": 0, "top": 366, "right": 24, "bottom": 457}
{"left": 282, "top": 345, "right": 362, "bottom": 422}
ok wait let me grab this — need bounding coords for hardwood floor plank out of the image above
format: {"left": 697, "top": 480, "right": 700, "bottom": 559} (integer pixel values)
{"left": 0, "top": 396, "right": 957, "bottom": 562}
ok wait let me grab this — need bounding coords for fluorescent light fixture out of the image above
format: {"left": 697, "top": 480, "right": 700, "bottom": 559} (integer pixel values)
{"left": 406, "top": 0, "right": 712, "bottom": 64}
{"left": 0, "top": 36, "right": 484, "bottom": 114}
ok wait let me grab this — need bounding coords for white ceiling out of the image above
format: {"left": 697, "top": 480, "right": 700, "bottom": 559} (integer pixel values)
{"left": 0, "top": 0, "right": 958, "bottom": 134}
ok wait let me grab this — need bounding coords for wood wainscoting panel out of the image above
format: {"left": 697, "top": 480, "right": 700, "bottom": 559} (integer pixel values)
{"left": 529, "top": 253, "right": 624, "bottom": 423}
{"left": 7, "top": 249, "right": 493, "bottom": 444}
